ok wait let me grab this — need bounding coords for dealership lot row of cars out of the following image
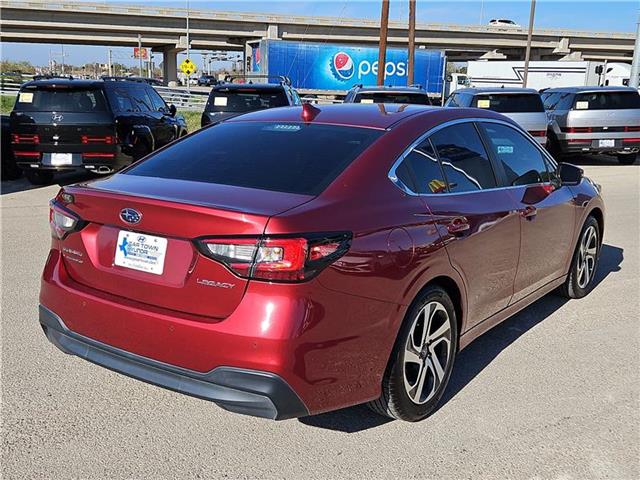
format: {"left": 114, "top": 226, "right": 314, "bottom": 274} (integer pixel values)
{"left": 0, "top": 72, "right": 637, "bottom": 423}
{"left": 3, "top": 76, "right": 639, "bottom": 185}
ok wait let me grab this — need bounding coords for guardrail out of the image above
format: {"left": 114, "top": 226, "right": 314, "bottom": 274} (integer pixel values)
{"left": 0, "top": 80, "right": 22, "bottom": 95}
{"left": 155, "top": 86, "right": 208, "bottom": 111}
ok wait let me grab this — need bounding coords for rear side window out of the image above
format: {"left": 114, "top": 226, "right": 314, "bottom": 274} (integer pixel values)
{"left": 355, "top": 93, "right": 431, "bottom": 105}
{"left": 396, "top": 139, "right": 448, "bottom": 194}
{"left": 207, "top": 90, "right": 288, "bottom": 113}
{"left": 109, "top": 87, "right": 135, "bottom": 112}
{"left": 125, "top": 122, "right": 382, "bottom": 195}
{"left": 473, "top": 94, "right": 544, "bottom": 113}
{"left": 430, "top": 123, "right": 497, "bottom": 193}
{"left": 572, "top": 91, "right": 640, "bottom": 110}
{"left": 15, "top": 87, "right": 108, "bottom": 112}
{"left": 480, "top": 123, "right": 549, "bottom": 186}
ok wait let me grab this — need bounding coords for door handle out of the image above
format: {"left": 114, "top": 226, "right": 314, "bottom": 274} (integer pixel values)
{"left": 519, "top": 205, "right": 537, "bottom": 220}
{"left": 447, "top": 216, "right": 470, "bottom": 235}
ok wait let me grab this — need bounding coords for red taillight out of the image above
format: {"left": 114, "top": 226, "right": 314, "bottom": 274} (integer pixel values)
{"left": 197, "top": 233, "right": 351, "bottom": 282}
{"left": 11, "top": 134, "right": 39, "bottom": 144}
{"left": 81, "top": 135, "right": 115, "bottom": 144}
{"left": 82, "top": 152, "right": 115, "bottom": 159}
{"left": 13, "top": 151, "right": 41, "bottom": 158}
{"left": 623, "top": 126, "right": 640, "bottom": 142}
{"left": 528, "top": 130, "right": 546, "bottom": 137}
{"left": 565, "top": 126, "right": 592, "bottom": 143}
{"left": 49, "top": 199, "right": 84, "bottom": 240}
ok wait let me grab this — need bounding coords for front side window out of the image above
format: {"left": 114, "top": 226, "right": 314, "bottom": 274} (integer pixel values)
{"left": 129, "top": 86, "right": 152, "bottom": 112}
{"left": 445, "top": 94, "right": 460, "bottom": 107}
{"left": 147, "top": 86, "right": 167, "bottom": 112}
{"left": 430, "top": 123, "right": 497, "bottom": 193}
{"left": 480, "top": 122, "right": 549, "bottom": 186}
{"left": 395, "top": 139, "right": 448, "bottom": 194}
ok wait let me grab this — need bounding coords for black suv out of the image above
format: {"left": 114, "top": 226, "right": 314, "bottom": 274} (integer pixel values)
{"left": 201, "top": 76, "right": 301, "bottom": 127}
{"left": 344, "top": 84, "right": 434, "bottom": 105}
{"left": 10, "top": 77, "right": 187, "bottom": 184}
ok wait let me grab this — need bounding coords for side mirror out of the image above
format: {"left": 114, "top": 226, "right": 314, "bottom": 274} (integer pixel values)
{"left": 168, "top": 104, "right": 177, "bottom": 117}
{"left": 558, "top": 162, "right": 583, "bottom": 186}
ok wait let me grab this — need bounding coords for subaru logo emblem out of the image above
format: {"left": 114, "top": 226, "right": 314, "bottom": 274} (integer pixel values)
{"left": 120, "top": 208, "right": 142, "bottom": 224}
{"left": 52, "top": 113, "right": 64, "bottom": 122}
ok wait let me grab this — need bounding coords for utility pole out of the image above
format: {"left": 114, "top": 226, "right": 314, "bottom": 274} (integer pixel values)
{"left": 630, "top": 12, "right": 640, "bottom": 88}
{"left": 138, "top": 34, "right": 143, "bottom": 77}
{"left": 61, "top": 44, "right": 65, "bottom": 75}
{"left": 377, "top": 0, "right": 390, "bottom": 86}
{"left": 108, "top": 48, "right": 113, "bottom": 76}
{"left": 186, "top": 0, "right": 191, "bottom": 93}
{"left": 407, "top": 0, "right": 416, "bottom": 85}
{"left": 522, "top": 0, "right": 536, "bottom": 87}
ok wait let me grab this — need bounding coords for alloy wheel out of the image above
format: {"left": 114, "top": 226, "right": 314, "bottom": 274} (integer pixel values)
{"left": 403, "top": 301, "right": 453, "bottom": 405}
{"left": 577, "top": 225, "right": 598, "bottom": 289}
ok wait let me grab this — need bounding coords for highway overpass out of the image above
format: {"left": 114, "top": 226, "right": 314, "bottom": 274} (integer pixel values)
{"left": 0, "top": 0, "right": 636, "bottom": 84}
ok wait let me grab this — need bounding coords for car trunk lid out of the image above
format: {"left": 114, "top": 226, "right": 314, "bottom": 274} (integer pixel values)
{"left": 58, "top": 174, "right": 313, "bottom": 319}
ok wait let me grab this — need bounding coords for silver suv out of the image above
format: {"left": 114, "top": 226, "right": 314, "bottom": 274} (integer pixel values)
{"left": 445, "top": 88, "right": 548, "bottom": 145}
{"left": 542, "top": 86, "right": 640, "bottom": 165}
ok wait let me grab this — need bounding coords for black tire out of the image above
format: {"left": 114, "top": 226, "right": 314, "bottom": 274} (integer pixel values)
{"left": 546, "top": 131, "right": 563, "bottom": 160}
{"left": 24, "top": 170, "right": 54, "bottom": 185}
{"left": 368, "top": 285, "right": 458, "bottom": 421}
{"left": 132, "top": 140, "right": 150, "bottom": 161}
{"left": 558, "top": 215, "right": 600, "bottom": 299}
{"left": 617, "top": 153, "right": 637, "bottom": 165}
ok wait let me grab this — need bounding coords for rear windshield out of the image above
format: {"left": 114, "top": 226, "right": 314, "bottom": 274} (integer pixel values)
{"left": 125, "top": 122, "right": 382, "bottom": 195}
{"left": 472, "top": 94, "right": 544, "bottom": 113}
{"left": 206, "top": 89, "right": 288, "bottom": 113}
{"left": 14, "top": 87, "right": 108, "bottom": 112}
{"left": 572, "top": 91, "right": 640, "bottom": 110}
{"left": 355, "top": 92, "right": 432, "bottom": 105}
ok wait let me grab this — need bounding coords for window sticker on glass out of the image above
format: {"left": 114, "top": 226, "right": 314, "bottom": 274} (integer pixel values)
{"left": 18, "top": 92, "right": 34, "bottom": 103}
{"left": 213, "top": 97, "right": 228, "bottom": 106}
{"left": 575, "top": 101, "right": 589, "bottom": 110}
{"left": 477, "top": 99, "right": 491, "bottom": 108}
{"left": 360, "top": 98, "right": 374, "bottom": 104}
{"left": 497, "top": 145, "right": 514, "bottom": 154}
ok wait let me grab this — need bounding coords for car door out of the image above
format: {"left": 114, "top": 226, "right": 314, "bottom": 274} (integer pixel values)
{"left": 406, "top": 121, "right": 521, "bottom": 329}
{"left": 146, "top": 85, "right": 180, "bottom": 145}
{"left": 477, "top": 121, "right": 576, "bottom": 303}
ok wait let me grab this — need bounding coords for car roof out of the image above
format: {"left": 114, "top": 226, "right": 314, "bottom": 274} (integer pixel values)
{"left": 353, "top": 85, "right": 427, "bottom": 94}
{"left": 224, "top": 103, "right": 507, "bottom": 130}
{"left": 542, "top": 86, "right": 638, "bottom": 94}
{"left": 22, "top": 79, "right": 105, "bottom": 88}
{"left": 213, "top": 83, "right": 286, "bottom": 92}
{"left": 455, "top": 87, "right": 540, "bottom": 95}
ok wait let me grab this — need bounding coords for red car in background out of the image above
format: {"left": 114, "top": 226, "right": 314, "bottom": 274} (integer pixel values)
{"left": 40, "top": 103, "right": 604, "bottom": 421}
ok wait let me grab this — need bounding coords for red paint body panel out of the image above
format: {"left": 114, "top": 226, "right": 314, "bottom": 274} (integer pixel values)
{"left": 39, "top": 105, "right": 604, "bottom": 417}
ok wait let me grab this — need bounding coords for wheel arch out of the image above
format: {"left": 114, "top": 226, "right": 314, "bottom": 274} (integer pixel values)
{"left": 588, "top": 206, "right": 604, "bottom": 244}
{"left": 418, "top": 276, "right": 464, "bottom": 342}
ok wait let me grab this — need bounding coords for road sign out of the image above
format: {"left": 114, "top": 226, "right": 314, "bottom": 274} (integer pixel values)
{"left": 180, "top": 58, "right": 197, "bottom": 76}
{"left": 133, "top": 47, "right": 148, "bottom": 60}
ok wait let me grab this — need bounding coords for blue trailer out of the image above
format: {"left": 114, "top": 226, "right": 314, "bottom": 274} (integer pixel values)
{"left": 249, "top": 40, "right": 446, "bottom": 96}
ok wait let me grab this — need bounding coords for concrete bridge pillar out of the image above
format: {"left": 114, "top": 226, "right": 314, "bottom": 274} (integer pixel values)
{"left": 160, "top": 47, "right": 182, "bottom": 85}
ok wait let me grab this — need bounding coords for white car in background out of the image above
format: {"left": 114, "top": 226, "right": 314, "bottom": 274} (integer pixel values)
{"left": 489, "top": 19, "right": 521, "bottom": 29}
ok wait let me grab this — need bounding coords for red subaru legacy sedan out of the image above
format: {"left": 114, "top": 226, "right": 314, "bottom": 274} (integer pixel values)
{"left": 40, "top": 103, "right": 604, "bottom": 422}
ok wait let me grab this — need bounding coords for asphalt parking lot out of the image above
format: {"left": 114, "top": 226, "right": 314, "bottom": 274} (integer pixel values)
{"left": 1, "top": 156, "right": 638, "bottom": 479}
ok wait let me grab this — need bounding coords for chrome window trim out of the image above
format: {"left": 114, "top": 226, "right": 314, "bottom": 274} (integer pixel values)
{"left": 388, "top": 116, "right": 557, "bottom": 196}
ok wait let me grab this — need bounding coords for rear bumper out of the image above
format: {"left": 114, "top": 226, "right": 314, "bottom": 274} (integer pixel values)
{"left": 39, "top": 304, "right": 309, "bottom": 420}
{"left": 557, "top": 138, "right": 640, "bottom": 154}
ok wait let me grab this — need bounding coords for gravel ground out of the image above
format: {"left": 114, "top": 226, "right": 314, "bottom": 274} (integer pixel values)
{"left": 1, "top": 157, "right": 638, "bottom": 479}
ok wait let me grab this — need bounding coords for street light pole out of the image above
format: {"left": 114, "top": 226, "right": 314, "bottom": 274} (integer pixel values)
{"left": 630, "top": 12, "right": 640, "bottom": 88}
{"left": 138, "top": 34, "right": 143, "bottom": 77}
{"left": 407, "top": 0, "right": 416, "bottom": 86}
{"left": 186, "top": 0, "right": 191, "bottom": 93}
{"left": 377, "top": 0, "right": 390, "bottom": 86}
{"left": 522, "top": 0, "right": 537, "bottom": 88}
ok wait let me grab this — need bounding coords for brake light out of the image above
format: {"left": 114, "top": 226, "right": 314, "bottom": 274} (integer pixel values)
{"left": 197, "top": 232, "right": 351, "bottom": 282}
{"left": 528, "top": 130, "right": 546, "bottom": 137}
{"left": 11, "top": 134, "right": 39, "bottom": 144}
{"left": 49, "top": 200, "right": 84, "bottom": 240}
{"left": 81, "top": 135, "right": 115, "bottom": 144}
{"left": 624, "top": 126, "right": 640, "bottom": 132}
{"left": 13, "top": 151, "right": 41, "bottom": 158}
{"left": 623, "top": 126, "right": 640, "bottom": 142}
{"left": 566, "top": 127, "right": 592, "bottom": 133}
{"left": 82, "top": 152, "right": 115, "bottom": 159}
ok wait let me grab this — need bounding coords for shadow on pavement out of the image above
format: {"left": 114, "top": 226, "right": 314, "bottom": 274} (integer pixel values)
{"left": 565, "top": 154, "right": 636, "bottom": 167}
{"left": 300, "top": 244, "right": 623, "bottom": 433}
{"left": 1, "top": 171, "right": 95, "bottom": 195}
